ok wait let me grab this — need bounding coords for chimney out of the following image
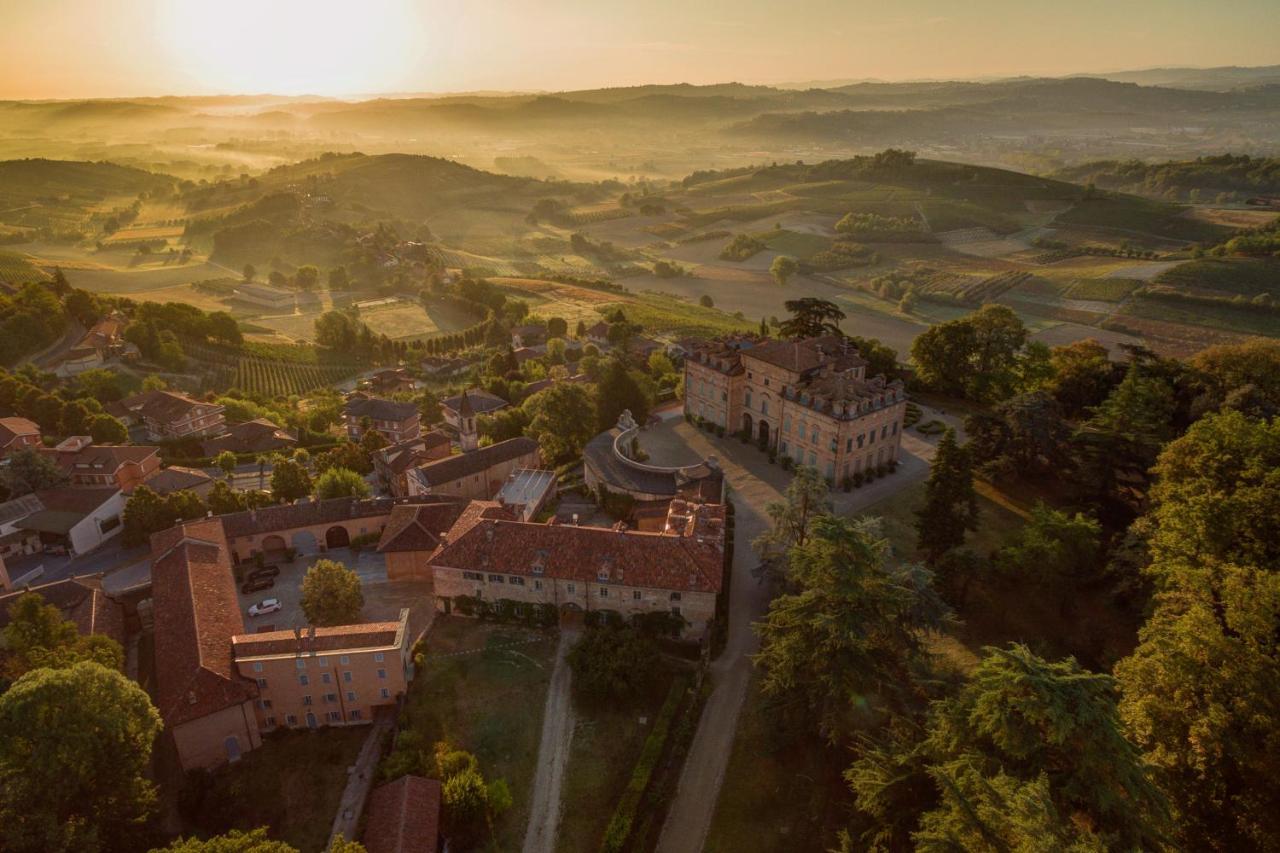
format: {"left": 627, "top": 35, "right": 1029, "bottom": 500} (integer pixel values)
{"left": 571, "top": 513, "right": 579, "bottom": 526}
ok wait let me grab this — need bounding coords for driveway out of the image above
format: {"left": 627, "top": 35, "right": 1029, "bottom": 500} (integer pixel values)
{"left": 521, "top": 628, "right": 577, "bottom": 853}
{"left": 645, "top": 405, "right": 950, "bottom": 853}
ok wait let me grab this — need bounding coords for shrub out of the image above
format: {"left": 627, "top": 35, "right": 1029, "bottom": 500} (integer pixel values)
{"left": 841, "top": 476, "right": 853, "bottom": 492}
{"left": 568, "top": 625, "right": 659, "bottom": 706}
{"left": 853, "top": 471, "right": 865, "bottom": 487}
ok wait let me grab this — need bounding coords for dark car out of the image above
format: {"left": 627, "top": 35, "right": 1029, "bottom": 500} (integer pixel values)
{"left": 241, "top": 577, "right": 275, "bottom": 595}
{"left": 248, "top": 565, "right": 281, "bottom": 582}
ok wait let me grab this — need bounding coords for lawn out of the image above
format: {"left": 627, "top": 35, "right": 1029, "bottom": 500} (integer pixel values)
{"left": 387, "top": 617, "right": 556, "bottom": 851}
{"left": 557, "top": 669, "right": 679, "bottom": 851}
{"left": 180, "top": 727, "right": 369, "bottom": 852}
{"left": 1053, "top": 195, "right": 1230, "bottom": 243}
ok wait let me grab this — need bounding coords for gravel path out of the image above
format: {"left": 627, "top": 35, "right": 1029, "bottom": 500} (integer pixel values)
{"left": 522, "top": 628, "right": 577, "bottom": 853}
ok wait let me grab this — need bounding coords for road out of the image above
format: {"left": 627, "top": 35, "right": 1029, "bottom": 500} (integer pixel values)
{"left": 647, "top": 407, "right": 953, "bottom": 853}
{"left": 522, "top": 629, "right": 577, "bottom": 853}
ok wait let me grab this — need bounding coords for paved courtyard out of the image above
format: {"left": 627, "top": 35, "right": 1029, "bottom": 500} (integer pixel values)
{"left": 235, "top": 547, "right": 434, "bottom": 638}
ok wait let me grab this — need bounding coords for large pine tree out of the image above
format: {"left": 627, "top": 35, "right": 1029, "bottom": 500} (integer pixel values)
{"left": 915, "top": 428, "right": 979, "bottom": 562}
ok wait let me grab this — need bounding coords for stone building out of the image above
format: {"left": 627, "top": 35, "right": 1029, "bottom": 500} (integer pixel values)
{"left": 683, "top": 335, "right": 907, "bottom": 483}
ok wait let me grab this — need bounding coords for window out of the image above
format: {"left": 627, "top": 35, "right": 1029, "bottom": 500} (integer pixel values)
{"left": 340, "top": 655, "right": 350, "bottom": 665}
{"left": 261, "top": 698, "right": 272, "bottom": 709}
{"left": 857, "top": 433, "right": 865, "bottom": 448}
{"left": 882, "top": 425, "right": 889, "bottom": 439}
{"left": 829, "top": 438, "right": 837, "bottom": 452}
{"left": 318, "top": 657, "right": 329, "bottom": 667}
{"left": 488, "top": 573, "right": 505, "bottom": 583}
{"left": 322, "top": 672, "right": 332, "bottom": 684}
{"left": 349, "top": 710, "right": 362, "bottom": 721}
{"left": 761, "top": 399, "right": 769, "bottom": 416}
{"left": 327, "top": 711, "right": 342, "bottom": 723}
{"left": 346, "top": 691, "right": 357, "bottom": 702}
{"left": 463, "top": 571, "right": 483, "bottom": 581}
{"left": 343, "top": 671, "right": 353, "bottom": 683}
{"left": 633, "top": 590, "right": 642, "bottom": 600}
{"left": 869, "top": 430, "right": 876, "bottom": 444}
{"left": 810, "top": 427, "right": 819, "bottom": 443}
{"left": 534, "top": 579, "right": 543, "bottom": 591}
{"left": 265, "top": 716, "right": 277, "bottom": 727}
{"left": 256, "top": 677, "right": 268, "bottom": 688}
{"left": 745, "top": 391, "right": 752, "bottom": 409}
{"left": 377, "top": 669, "right": 387, "bottom": 680}
{"left": 781, "top": 441, "right": 789, "bottom": 455}
{"left": 826, "top": 462, "right": 835, "bottom": 479}
{"left": 808, "top": 451, "right": 817, "bottom": 466}
{"left": 597, "top": 569, "right": 609, "bottom": 581}
{"left": 846, "top": 437, "right": 853, "bottom": 452}
{"left": 671, "top": 606, "right": 681, "bottom": 617}
{"left": 599, "top": 587, "right": 608, "bottom": 598}
{"left": 303, "top": 695, "right": 312, "bottom": 706}
{"left": 567, "top": 583, "right": 575, "bottom": 594}
{"left": 671, "top": 592, "right": 682, "bottom": 601}
{"left": 381, "top": 688, "right": 391, "bottom": 699}
{"left": 295, "top": 659, "right": 306, "bottom": 669}
{"left": 298, "top": 674, "right": 309, "bottom": 686}
{"left": 286, "top": 714, "right": 298, "bottom": 726}
{"left": 252, "top": 662, "right": 264, "bottom": 673}
{"left": 374, "top": 652, "right": 385, "bottom": 663}
{"left": 510, "top": 576, "right": 525, "bottom": 586}
{"left": 892, "top": 421, "right": 898, "bottom": 435}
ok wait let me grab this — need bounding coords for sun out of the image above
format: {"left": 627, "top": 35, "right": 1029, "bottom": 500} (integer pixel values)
{"left": 159, "top": 0, "right": 422, "bottom": 96}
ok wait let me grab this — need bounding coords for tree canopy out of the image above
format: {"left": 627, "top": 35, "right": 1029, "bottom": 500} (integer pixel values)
{"left": 300, "top": 559, "right": 364, "bottom": 627}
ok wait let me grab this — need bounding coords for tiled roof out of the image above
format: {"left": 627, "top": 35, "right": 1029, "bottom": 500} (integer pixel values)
{"left": 440, "top": 389, "right": 506, "bottom": 417}
{"left": 430, "top": 502, "right": 725, "bottom": 593}
{"left": 150, "top": 520, "right": 258, "bottom": 727}
{"left": 740, "top": 335, "right": 866, "bottom": 374}
{"left": 0, "top": 574, "right": 126, "bottom": 646}
{"left": 117, "top": 390, "right": 221, "bottom": 425}
{"left": 376, "top": 500, "right": 469, "bottom": 553}
{"left": 362, "top": 775, "right": 441, "bottom": 853}
{"left": 52, "top": 443, "right": 157, "bottom": 474}
{"left": 220, "top": 496, "right": 417, "bottom": 539}
{"left": 0, "top": 416, "right": 39, "bottom": 446}
{"left": 344, "top": 396, "right": 419, "bottom": 423}
{"left": 586, "top": 321, "right": 611, "bottom": 337}
{"left": 412, "top": 437, "right": 539, "bottom": 488}
{"left": 32, "top": 486, "right": 120, "bottom": 514}
{"left": 143, "top": 466, "right": 214, "bottom": 495}
{"left": 375, "top": 432, "right": 451, "bottom": 476}
{"left": 231, "top": 616, "right": 404, "bottom": 659}
{"left": 203, "top": 419, "right": 296, "bottom": 454}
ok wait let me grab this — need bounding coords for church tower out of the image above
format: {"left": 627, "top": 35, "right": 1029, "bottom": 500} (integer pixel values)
{"left": 458, "top": 390, "right": 478, "bottom": 452}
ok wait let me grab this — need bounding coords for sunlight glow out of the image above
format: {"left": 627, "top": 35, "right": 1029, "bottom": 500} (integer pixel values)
{"left": 159, "top": 0, "right": 422, "bottom": 95}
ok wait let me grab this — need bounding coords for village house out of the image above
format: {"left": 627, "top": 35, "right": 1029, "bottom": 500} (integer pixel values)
{"left": 439, "top": 388, "right": 507, "bottom": 437}
{"left": 54, "top": 313, "right": 133, "bottom": 377}
{"left": 374, "top": 500, "right": 473, "bottom": 581}
{"left": 202, "top": 419, "right": 297, "bottom": 456}
{"left": 419, "top": 498, "right": 726, "bottom": 640}
{"left": 0, "top": 494, "right": 45, "bottom": 560}
{"left": 231, "top": 609, "right": 413, "bottom": 732}
{"left": 405, "top": 436, "right": 541, "bottom": 501}
{"left": 343, "top": 394, "right": 421, "bottom": 444}
{"left": 44, "top": 436, "right": 160, "bottom": 492}
{"left": 110, "top": 390, "right": 227, "bottom": 442}
{"left": 511, "top": 324, "right": 547, "bottom": 349}
{"left": 142, "top": 465, "right": 216, "bottom": 498}
{"left": 0, "top": 574, "right": 126, "bottom": 648}
{"left": 683, "top": 335, "right": 907, "bottom": 484}
{"left": 16, "top": 487, "right": 124, "bottom": 556}
{"left": 373, "top": 433, "right": 452, "bottom": 497}
{"left": 363, "top": 368, "right": 417, "bottom": 396}
{"left": 585, "top": 320, "right": 612, "bottom": 348}
{"left": 0, "top": 417, "right": 41, "bottom": 456}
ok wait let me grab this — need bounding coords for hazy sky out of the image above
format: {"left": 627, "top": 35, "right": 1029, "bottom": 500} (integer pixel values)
{"left": 2, "top": 0, "right": 1278, "bottom": 99}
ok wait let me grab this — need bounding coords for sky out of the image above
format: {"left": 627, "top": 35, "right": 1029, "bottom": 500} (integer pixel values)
{"left": 1, "top": 0, "right": 1278, "bottom": 99}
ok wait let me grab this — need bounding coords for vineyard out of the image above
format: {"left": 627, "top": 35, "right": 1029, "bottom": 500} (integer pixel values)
{"left": 920, "top": 271, "right": 1031, "bottom": 304}
{"left": 184, "top": 339, "right": 364, "bottom": 396}
{"left": 0, "top": 250, "right": 49, "bottom": 285}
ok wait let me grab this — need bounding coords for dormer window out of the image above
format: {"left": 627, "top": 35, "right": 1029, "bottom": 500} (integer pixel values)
{"left": 597, "top": 568, "right": 610, "bottom": 582}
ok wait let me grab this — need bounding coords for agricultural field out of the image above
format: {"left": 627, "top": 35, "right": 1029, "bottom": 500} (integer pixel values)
{"left": 101, "top": 224, "right": 184, "bottom": 244}
{"left": 0, "top": 250, "right": 49, "bottom": 284}
{"left": 1154, "top": 257, "right": 1280, "bottom": 298}
{"left": 1061, "top": 278, "right": 1142, "bottom": 302}
{"left": 488, "top": 276, "right": 629, "bottom": 325}
{"left": 1052, "top": 195, "right": 1231, "bottom": 244}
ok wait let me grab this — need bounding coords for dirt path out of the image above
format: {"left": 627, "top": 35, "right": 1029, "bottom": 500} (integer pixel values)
{"left": 522, "top": 628, "right": 577, "bottom": 853}
{"left": 329, "top": 710, "right": 396, "bottom": 847}
{"left": 652, "top": 409, "right": 949, "bottom": 853}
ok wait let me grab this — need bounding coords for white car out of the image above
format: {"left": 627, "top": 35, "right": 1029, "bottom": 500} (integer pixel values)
{"left": 248, "top": 598, "right": 282, "bottom": 617}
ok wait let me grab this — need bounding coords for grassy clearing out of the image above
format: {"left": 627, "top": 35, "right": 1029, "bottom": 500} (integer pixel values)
{"left": 557, "top": 669, "right": 678, "bottom": 851}
{"left": 359, "top": 300, "right": 476, "bottom": 341}
{"left": 182, "top": 727, "right": 368, "bottom": 853}
{"left": 391, "top": 617, "right": 555, "bottom": 852}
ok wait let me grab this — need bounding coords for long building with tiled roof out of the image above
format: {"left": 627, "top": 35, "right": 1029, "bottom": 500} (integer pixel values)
{"left": 405, "top": 437, "right": 540, "bottom": 501}
{"left": 684, "top": 334, "right": 906, "bottom": 485}
{"left": 425, "top": 499, "right": 727, "bottom": 639}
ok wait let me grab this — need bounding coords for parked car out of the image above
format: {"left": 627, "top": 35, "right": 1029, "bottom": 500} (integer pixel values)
{"left": 248, "top": 598, "right": 281, "bottom": 617}
{"left": 247, "top": 565, "right": 280, "bottom": 582}
{"left": 241, "top": 577, "right": 275, "bottom": 594}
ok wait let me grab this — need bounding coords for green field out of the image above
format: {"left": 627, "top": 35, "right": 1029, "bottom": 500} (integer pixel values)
{"left": 607, "top": 293, "right": 757, "bottom": 338}
{"left": 1119, "top": 295, "right": 1280, "bottom": 338}
{"left": 1154, "top": 257, "right": 1280, "bottom": 298}
{"left": 756, "top": 228, "right": 832, "bottom": 259}
{"left": 1062, "top": 277, "right": 1142, "bottom": 302}
{"left": 1053, "top": 195, "right": 1230, "bottom": 243}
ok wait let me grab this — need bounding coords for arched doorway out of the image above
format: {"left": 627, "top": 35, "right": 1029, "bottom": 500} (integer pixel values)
{"left": 291, "top": 530, "right": 319, "bottom": 554}
{"left": 741, "top": 412, "right": 753, "bottom": 435}
{"left": 560, "top": 602, "right": 584, "bottom": 629}
{"left": 325, "top": 526, "right": 351, "bottom": 549}
{"left": 757, "top": 419, "right": 770, "bottom": 446}
{"left": 261, "top": 535, "right": 287, "bottom": 555}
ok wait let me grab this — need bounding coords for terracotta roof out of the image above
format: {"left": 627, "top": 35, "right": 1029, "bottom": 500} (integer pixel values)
{"left": 345, "top": 395, "right": 419, "bottom": 423}
{"left": 31, "top": 486, "right": 119, "bottom": 514}
{"left": 362, "top": 775, "right": 441, "bottom": 853}
{"left": 375, "top": 432, "right": 451, "bottom": 477}
{"left": 219, "top": 495, "right": 453, "bottom": 540}
{"left": 150, "top": 520, "right": 258, "bottom": 727}
{"left": 376, "top": 500, "right": 469, "bottom": 553}
{"left": 411, "top": 437, "right": 539, "bottom": 489}
{"left": 430, "top": 501, "right": 725, "bottom": 593}
{"left": 0, "top": 417, "right": 39, "bottom": 446}
{"left": 0, "top": 574, "right": 126, "bottom": 646}
{"left": 52, "top": 443, "right": 158, "bottom": 475}
{"left": 440, "top": 388, "right": 506, "bottom": 417}
{"left": 231, "top": 616, "right": 404, "bottom": 659}
{"left": 143, "top": 466, "right": 214, "bottom": 495}
{"left": 203, "top": 419, "right": 296, "bottom": 455}
{"left": 117, "top": 390, "right": 221, "bottom": 425}
{"left": 739, "top": 335, "right": 866, "bottom": 374}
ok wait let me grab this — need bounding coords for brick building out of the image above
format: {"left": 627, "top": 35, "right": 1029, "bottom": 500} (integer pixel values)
{"left": 683, "top": 335, "right": 906, "bottom": 484}
{"left": 0, "top": 417, "right": 41, "bottom": 456}
{"left": 44, "top": 436, "right": 160, "bottom": 492}
{"left": 111, "top": 390, "right": 227, "bottom": 441}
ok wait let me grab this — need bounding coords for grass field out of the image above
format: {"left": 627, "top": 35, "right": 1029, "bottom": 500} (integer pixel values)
{"left": 388, "top": 618, "right": 555, "bottom": 852}
{"left": 1061, "top": 278, "right": 1142, "bottom": 302}
{"left": 1119, "top": 294, "right": 1280, "bottom": 338}
{"left": 57, "top": 260, "right": 232, "bottom": 293}
{"left": 101, "top": 224, "right": 185, "bottom": 243}
{"left": 756, "top": 228, "right": 832, "bottom": 259}
{"left": 1154, "top": 257, "right": 1280, "bottom": 298}
{"left": 182, "top": 727, "right": 368, "bottom": 853}
{"left": 1053, "top": 195, "right": 1230, "bottom": 243}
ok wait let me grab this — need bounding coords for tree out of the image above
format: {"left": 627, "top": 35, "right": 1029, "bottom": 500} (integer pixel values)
{"left": 910, "top": 305, "right": 1029, "bottom": 401}
{"left": 168, "top": 489, "right": 208, "bottom": 522}
{"left": 328, "top": 266, "right": 349, "bottom": 290}
{"left": 207, "top": 479, "right": 246, "bottom": 515}
{"left": 963, "top": 391, "right": 1069, "bottom": 479}
{"left": 915, "top": 429, "right": 978, "bottom": 562}
{"left": 752, "top": 465, "right": 830, "bottom": 582}
{"left": 314, "top": 442, "right": 374, "bottom": 477}
{"left": 294, "top": 265, "right": 320, "bottom": 291}
{"left": 270, "top": 458, "right": 312, "bottom": 503}
{"left": 242, "top": 263, "right": 256, "bottom": 281}
{"left": 2, "top": 593, "right": 123, "bottom": 679}
{"left": 778, "top": 298, "right": 845, "bottom": 339}
{"left": 60, "top": 400, "right": 92, "bottom": 436}
{"left": 770, "top": 254, "right": 798, "bottom": 286}
{"left": 142, "top": 373, "right": 167, "bottom": 391}
{"left": 1, "top": 448, "right": 67, "bottom": 499}
{"left": 755, "top": 516, "right": 948, "bottom": 740}
{"left": 300, "top": 559, "right": 364, "bottom": 626}
{"left": 122, "top": 485, "right": 176, "bottom": 546}
{"left": 88, "top": 413, "right": 128, "bottom": 444}
{"left": 359, "top": 428, "right": 388, "bottom": 455}
{"left": 153, "top": 828, "right": 300, "bottom": 852}
{"left": 994, "top": 502, "right": 1101, "bottom": 593}
{"left": 1191, "top": 338, "right": 1280, "bottom": 419}
{"left": 314, "top": 467, "right": 371, "bottom": 500}
{"left": 699, "top": 294, "right": 714, "bottom": 308}
{"left": 207, "top": 311, "right": 243, "bottom": 346}
{"left": 898, "top": 290, "right": 918, "bottom": 314}
{"left": 1047, "top": 338, "right": 1123, "bottom": 419}
{"left": 0, "top": 662, "right": 162, "bottom": 853}
{"left": 523, "top": 383, "right": 595, "bottom": 462}
{"left": 568, "top": 625, "right": 660, "bottom": 705}
{"left": 214, "top": 450, "right": 238, "bottom": 480}
{"left": 595, "top": 358, "right": 651, "bottom": 431}
{"left": 546, "top": 316, "right": 568, "bottom": 338}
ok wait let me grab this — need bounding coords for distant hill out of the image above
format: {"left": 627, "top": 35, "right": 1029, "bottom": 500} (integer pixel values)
{"left": 0, "top": 158, "right": 175, "bottom": 206}
{"left": 1086, "top": 65, "right": 1280, "bottom": 91}
{"left": 1053, "top": 155, "right": 1280, "bottom": 200}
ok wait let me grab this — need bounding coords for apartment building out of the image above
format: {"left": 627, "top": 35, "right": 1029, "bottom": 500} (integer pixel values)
{"left": 110, "top": 390, "right": 227, "bottom": 441}
{"left": 684, "top": 335, "right": 907, "bottom": 483}
{"left": 231, "top": 609, "right": 412, "bottom": 731}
